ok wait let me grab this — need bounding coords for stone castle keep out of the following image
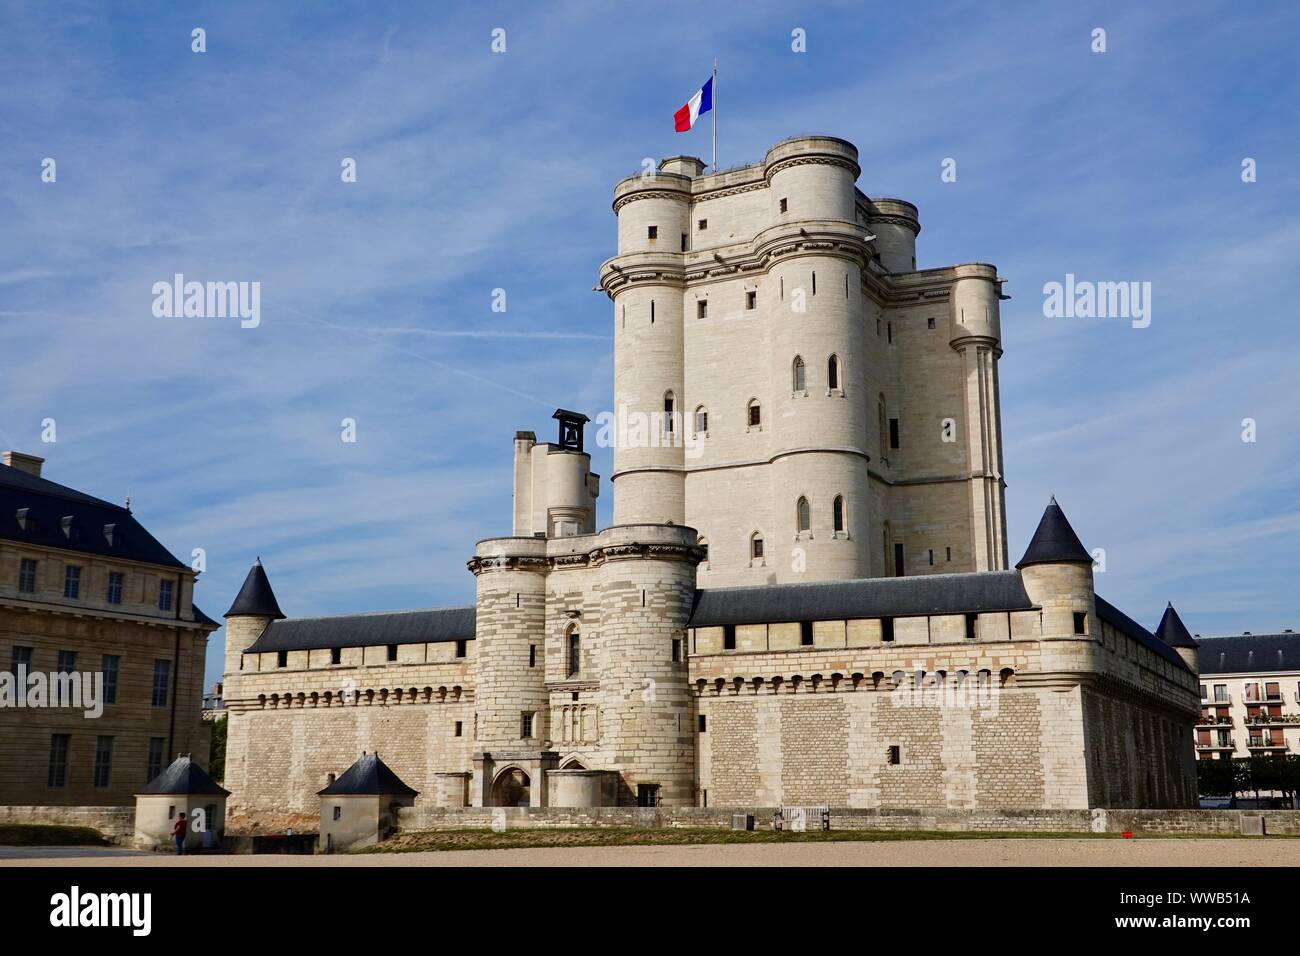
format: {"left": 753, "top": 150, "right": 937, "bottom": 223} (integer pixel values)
{"left": 220, "top": 136, "right": 1200, "bottom": 823}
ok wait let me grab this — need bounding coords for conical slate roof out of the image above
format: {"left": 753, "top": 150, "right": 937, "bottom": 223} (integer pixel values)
{"left": 1155, "top": 602, "right": 1198, "bottom": 649}
{"left": 224, "top": 558, "right": 285, "bottom": 619}
{"left": 317, "top": 752, "right": 419, "bottom": 797}
{"left": 1015, "top": 497, "right": 1094, "bottom": 569}
{"left": 136, "top": 755, "right": 229, "bottom": 796}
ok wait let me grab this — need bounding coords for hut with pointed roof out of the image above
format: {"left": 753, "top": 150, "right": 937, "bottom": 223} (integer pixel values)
{"left": 134, "top": 755, "right": 229, "bottom": 851}
{"left": 318, "top": 751, "right": 419, "bottom": 853}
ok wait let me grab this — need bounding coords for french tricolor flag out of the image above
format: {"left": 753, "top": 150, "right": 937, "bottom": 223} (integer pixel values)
{"left": 674, "top": 76, "right": 713, "bottom": 132}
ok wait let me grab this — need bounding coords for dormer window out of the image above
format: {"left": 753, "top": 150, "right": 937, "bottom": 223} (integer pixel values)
{"left": 15, "top": 508, "right": 34, "bottom": 532}
{"left": 103, "top": 523, "right": 120, "bottom": 546}
{"left": 61, "top": 516, "right": 78, "bottom": 540}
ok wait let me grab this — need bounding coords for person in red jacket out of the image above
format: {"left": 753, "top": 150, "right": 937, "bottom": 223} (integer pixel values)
{"left": 172, "top": 812, "right": 188, "bottom": 855}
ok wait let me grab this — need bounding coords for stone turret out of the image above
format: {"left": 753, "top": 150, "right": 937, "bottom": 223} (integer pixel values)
{"left": 1155, "top": 602, "right": 1200, "bottom": 673}
{"left": 1015, "top": 497, "right": 1097, "bottom": 642}
{"left": 223, "top": 558, "right": 285, "bottom": 676}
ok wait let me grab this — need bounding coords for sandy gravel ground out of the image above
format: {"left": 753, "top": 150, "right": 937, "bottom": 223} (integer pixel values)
{"left": 2, "top": 838, "right": 1297, "bottom": 867}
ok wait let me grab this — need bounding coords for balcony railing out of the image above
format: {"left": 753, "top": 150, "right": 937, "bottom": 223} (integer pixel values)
{"left": 1197, "top": 715, "right": 1233, "bottom": 726}
{"left": 1196, "top": 739, "right": 1236, "bottom": 751}
{"left": 1247, "top": 740, "right": 1288, "bottom": 751}
{"left": 1244, "top": 713, "right": 1300, "bottom": 726}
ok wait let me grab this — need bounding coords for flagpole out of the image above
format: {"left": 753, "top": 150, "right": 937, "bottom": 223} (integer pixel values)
{"left": 711, "top": 58, "right": 718, "bottom": 173}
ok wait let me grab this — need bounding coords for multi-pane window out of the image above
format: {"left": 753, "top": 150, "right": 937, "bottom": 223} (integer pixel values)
{"left": 792, "top": 356, "right": 806, "bottom": 392}
{"left": 63, "top": 565, "right": 81, "bottom": 599}
{"left": 637, "top": 784, "right": 660, "bottom": 807}
{"left": 147, "top": 737, "right": 165, "bottom": 782}
{"left": 106, "top": 572, "right": 124, "bottom": 604}
{"left": 748, "top": 402, "right": 761, "bottom": 427}
{"left": 158, "top": 580, "right": 174, "bottom": 612}
{"left": 151, "top": 660, "right": 171, "bottom": 707}
{"left": 93, "top": 736, "right": 113, "bottom": 787}
{"left": 48, "top": 734, "right": 70, "bottom": 788}
{"left": 10, "top": 645, "right": 32, "bottom": 676}
{"left": 18, "top": 558, "right": 37, "bottom": 593}
{"left": 57, "top": 650, "right": 76, "bottom": 674}
{"left": 567, "top": 630, "right": 581, "bottom": 677}
{"left": 520, "top": 712, "right": 534, "bottom": 738}
{"left": 101, "top": 655, "right": 119, "bottom": 705}
{"left": 1213, "top": 684, "right": 1228, "bottom": 703}
{"left": 751, "top": 535, "right": 764, "bottom": 560}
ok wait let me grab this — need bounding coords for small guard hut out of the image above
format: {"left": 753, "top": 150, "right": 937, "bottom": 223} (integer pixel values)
{"left": 319, "top": 751, "right": 419, "bottom": 853}
{"left": 134, "top": 755, "right": 229, "bottom": 851}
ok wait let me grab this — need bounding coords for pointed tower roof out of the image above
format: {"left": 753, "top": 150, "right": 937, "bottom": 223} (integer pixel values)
{"left": 317, "top": 752, "right": 419, "bottom": 797}
{"left": 1155, "top": 602, "right": 1198, "bottom": 649}
{"left": 224, "top": 558, "right": 285, "bottom": 619}
{"left": 136, "top": 755, "right": 229, "bottom": 796}
{"left": 1015, "top": 497, "right": 1094, "bottom": 569}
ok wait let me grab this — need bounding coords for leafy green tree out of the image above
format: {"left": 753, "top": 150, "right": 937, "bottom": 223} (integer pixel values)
{"left": 208, "top": 716, "right": 227, "bottom": 784}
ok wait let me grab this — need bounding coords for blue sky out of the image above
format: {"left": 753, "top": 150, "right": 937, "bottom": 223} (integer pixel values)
{"left": 2, "top": 0, "right": 1297, "bottom": 689}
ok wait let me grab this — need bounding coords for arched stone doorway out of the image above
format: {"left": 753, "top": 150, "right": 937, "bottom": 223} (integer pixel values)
{"left": 492, "top": 767, "right": 531, "bottom": 807}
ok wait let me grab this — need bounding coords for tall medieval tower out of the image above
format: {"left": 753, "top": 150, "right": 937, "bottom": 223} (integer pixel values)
{"left": 599, "top": 136, "right": 1009, "bottom": 588}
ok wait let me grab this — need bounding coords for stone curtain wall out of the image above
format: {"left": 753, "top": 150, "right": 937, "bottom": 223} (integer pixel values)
{"left": 402, "top": 804, "right": 1300, "bottom": 836}
{"left": 225, "top": 698, "right": 473, "bottom": 825}
{"left": 0, "top": 804, "right": 136, "bottom": 842}
{"left": 1083, "top": 688, "right": 1196, "bottom": 809}
{"left": 705, "top": 688, "right": 1049, "bottom": 810}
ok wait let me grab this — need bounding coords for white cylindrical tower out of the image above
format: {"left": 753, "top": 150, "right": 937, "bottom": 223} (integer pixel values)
{"left": 949, "top": 262, "right": 1008, "bottom": 570}
{"left": 593, "top": 524, "right": 702, "bottom": 805}
{"left": 864, "top": 198, "right": 920, "bottom": 273}
{"left": 607, "top": 169, "right": 691, "bottom": 525}
{"left": 763, "top": 138, "right": 872, "bottom": 581}
{"left": 469, "top": 538, "right": 549, "bottom": 757}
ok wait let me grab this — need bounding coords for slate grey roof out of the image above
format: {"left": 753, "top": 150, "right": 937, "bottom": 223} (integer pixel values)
{"left": 192, "top": 604, "right": 219, "bottom": 628}
{"left": 136, "top": 755, "right": 229, "bottom": 796}
{"left": 689, "top": 570, "right": 1037, "bottom": 627}
{"left": 245, "top": 606, "right": 475, "bottom": 653}
{"left": 1197, "top": 633, "right": 1300, "bottom": 675}
{"left": 1016, "top": 497, "right": 1093, "bottom": 569}
{"left": 1094, "top": 595, "right": 1191, "bottom": 671}
{"left": 0, "top": 461, "right": 187, "bottom": 569}
{"left": 225, "top": 560, "right": 286, "bottom": 619}
{"left": 318, "top": 752, "right": 418, "bottom": 797}
{"left": 1154, "top": 603, "right": 1198, "bottom": 648}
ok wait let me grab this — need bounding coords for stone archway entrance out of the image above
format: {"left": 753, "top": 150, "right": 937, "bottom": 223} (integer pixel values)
{"left": 492, "top": 768, "right": 531, "bottom": 807}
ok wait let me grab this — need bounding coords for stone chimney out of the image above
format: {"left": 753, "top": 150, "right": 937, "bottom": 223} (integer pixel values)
{"left": 2, "top": 451, "right": 44, "bottom": 477}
